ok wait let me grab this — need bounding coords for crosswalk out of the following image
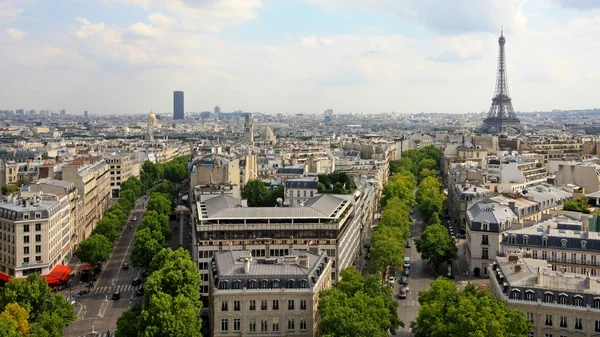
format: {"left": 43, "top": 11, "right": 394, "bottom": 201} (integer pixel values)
{"left": 133, "top": 206, "right": 146, "bottom": 213}
{"left": 91, "top": 284, "right": 140, "bottom": 294}
{"left": 74, "top": 333, "right": 112, "bottom": 337}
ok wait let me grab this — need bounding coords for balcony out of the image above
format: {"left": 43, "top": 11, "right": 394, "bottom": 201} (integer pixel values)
{"left": 481, "top": 240, "right": 489, "bottom": 245}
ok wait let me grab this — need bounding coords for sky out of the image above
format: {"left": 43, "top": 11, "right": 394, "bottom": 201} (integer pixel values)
{"left": 1, "top": 0, "right": 599, "bottom": 115}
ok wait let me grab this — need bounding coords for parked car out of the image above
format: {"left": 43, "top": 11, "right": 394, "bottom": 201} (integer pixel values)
{"left": 141, "top": 269, "right": 148, "bottom": 278}
{"left": 410, "top": 209, "right": 414, "bottom": 215}
{"left": 398, "top": 287, "right": 407, "bottom": 299}
{"left": 409, "top": 216, "right": 414, "bottom": 222}
{"left": 403, "top": 256, "right": 411, "bottom": 269}
{"left": 136, "top": 287, "right": 144, "bottom": 296}
{"left": 388, "top": 276, "right": 396, "bottom": 287}
{"left": 403, "top": 269, "right": 410, "bottom": 277}
{"left": 400, "top": 276, "right": 408, "bottom": 285}
{"left": 132, "top": 278, "right": 142, "bottom": 286}
{"left": 132, "top": 216, "right": 137, "bottom": 221}
{"left": 406, "top": 240, "right": 412, "bottom": 248}
{"left": 123, "top": 263, "right": 129, "bottom": 270}
{"left": 112, "top": 291, "right": 121, "bottom": 300}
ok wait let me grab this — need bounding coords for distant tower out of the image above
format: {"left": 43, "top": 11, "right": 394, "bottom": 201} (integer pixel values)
{"left": 244, "top": 113, "right": 254, "bottom": 144}
{"left": 146, "top": 110, "right": 157, "bottom": 142}
{"left": 173, "top": 91, "right": 184, "bottom": 120}
{"left": 84, "top": 110, "right": 89, "bottom": 118}
{"left": 214, "top": 106, "right": 221, "bottom": 120}
{"left": 482, "top": 28, "right": 520, "bottom": 133}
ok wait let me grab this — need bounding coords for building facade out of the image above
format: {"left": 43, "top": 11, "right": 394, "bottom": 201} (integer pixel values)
{"left": 209, "top": 250, "right": 332, "bottom": 337}
{"left": 174, "top": 91, "right": 184, "bottom": 120}
{"left": 105, "top": 153, "right": 139, "bottom": 198}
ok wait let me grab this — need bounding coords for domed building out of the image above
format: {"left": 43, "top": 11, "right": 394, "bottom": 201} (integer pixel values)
{"left": 263, "top": 125, "right": 276, "bottom": 144}
{"left": 146, "top": 110, "right": 157, "bottom": 142}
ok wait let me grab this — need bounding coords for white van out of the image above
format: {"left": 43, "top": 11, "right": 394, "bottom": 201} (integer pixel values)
{"left": 403, "top": 257, "right": 411, "bottom": 269}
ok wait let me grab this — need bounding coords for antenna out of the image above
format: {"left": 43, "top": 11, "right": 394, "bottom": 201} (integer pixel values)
{"left": 501, "top": 25, "right": 503, "bottom": 36}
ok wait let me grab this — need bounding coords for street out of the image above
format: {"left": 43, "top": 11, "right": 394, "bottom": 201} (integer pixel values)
{"left": 62, "top": 198, "right": 147, "bottom": 337}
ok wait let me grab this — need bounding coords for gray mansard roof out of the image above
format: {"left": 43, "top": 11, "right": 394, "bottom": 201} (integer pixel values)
{"left": 467, "top": 202, "right": 518, "bottom": 232}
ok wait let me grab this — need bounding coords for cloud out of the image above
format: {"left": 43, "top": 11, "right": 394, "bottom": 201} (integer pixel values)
{"left": 556, "top": 0, "right": 600, "bottom": 9}
{"left": 304, "top": 0, "right": 527, "bottom": 35}
{"left": 0, "top": 0, "right": 29, "bottom": 26}
{"left": 4, "top": 27, "right": 26, "bottom": 40}
{"left": 300, "top": 36, "right": 318, "bottom": 47}
{"left": 429, "top": 36, "right": 486, "bottom": 62}
{"left": 101, "top": 0, "right": 262, "bottom": 33}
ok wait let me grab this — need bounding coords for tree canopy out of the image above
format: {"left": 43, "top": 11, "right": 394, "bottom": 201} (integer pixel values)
{"left": 75, "top": 234, "right": 112, "bottom": 267}
{"left": 411, "top": 278, "right": 531, "bottom": 337}
{"left": 415, "top": 216, "right": 457, "bottom": 272}
{"left": 241, "top": 180, "right": 285, "bottom": 207}
{"left": 319, "top": 267, "right": 401, "bottom": 337}
{"left": 416, "top": 176, "right": 446, "bottom": 223}
{"left": 563, "top": 196, "right": 590, "bottom": 214}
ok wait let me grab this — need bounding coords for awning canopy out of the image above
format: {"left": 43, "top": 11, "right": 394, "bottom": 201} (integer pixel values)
{"left": 0, "top": 273, "right": 11, "bottom": 283}
{"left": 41, "top": 274, "right": 60, "bottom": 285}
{"left": 48, "top": 265, "right": 72, "bottom": 282}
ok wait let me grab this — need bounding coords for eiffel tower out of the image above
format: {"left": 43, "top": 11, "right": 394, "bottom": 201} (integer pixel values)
{"left": 482, "top": 28, "right": 521, "bottom": 132}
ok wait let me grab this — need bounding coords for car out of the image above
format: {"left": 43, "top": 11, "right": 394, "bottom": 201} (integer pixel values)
{"left": 398, "top": 287, "right": 407, "bottom": 299}
{"left": 403, "top": 256, "right": 411, "bottom": 269}
{"left": 400, "top": 276, "right": 408, "bottom": 285}
{"left": 129, "top": 224, "right": 133, "bottom": 229}
{"left": 123, "top": 263, "right": 129, "bottom": 270}
{"left": 141, "top": 269, "right": 148, "bottom": 278}
{"left": 409, "top": 216, "right": 413, "bottom": 222}
{"left": 135, "top": 287, "right": 144, "bottom": 296}
{"left": 405, "top": 285, "right": 410, "bottom": 292}
{"left": 403, "top": 269, "right": 410, "bottom": 277}
{"left": 365, "top": 253, "right": 371, "bottom": 260}
{"left": 132, "top": 216, "right": 137, "bottom": 221}
{"left": 406, "top": 240, "right": 412, "bottom": 248}
{"left": 112, "top": 291, "right": 121, "bottom": 300}
{"left": 388, "top": 276, "right": 396, "bottom": 287}
{"left": 410, "top": 209, "right": 414, "bottom": 215}
{"left": 132, "top": 278, "right": 142, "bottom": 286}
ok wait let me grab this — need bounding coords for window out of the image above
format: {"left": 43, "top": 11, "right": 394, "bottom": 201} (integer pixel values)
{"left": 482, "top": 223, "right": 489, "bottom": 231}
{"left": 571, "top": 253, "right": 577, "bottom": 263}
{"left": 574, "top": 295, "right": 584, "bottom": 307}
{"left": 261, "top": 319, "right": 268, "bottom": 332}
{"left": 561, "top": 239, "right": 568, "bottom": 248}
{"left": 559, "top": 316, "right": 567, "bottom": 328}
{"left": 595, "top": 320, "right": 600, "bottom": 332}
{"left": 260, "top": 280, "right": 268, "bottom": 288}
{"left": 261, "top": 300, "right": 268, "bottom": 310}
{"left": 533, "top": 250, "right": 538, "bottom": 259}
{"left": 288, "top": 319, "right": 295, "bottom": 331}
{"left": 510, "top": 235, "right": 516, "bottom": 244}
{"left": 23, "top": 247, "right": 29, "bottom": 254}
{"left": 221, "top": 301, "right": 228, "bottom": 311}
{"left": 23, "top": 257, "right": 29, "bottom": 264}
{"left": 300, "top": 319, "right": 307, "bottom": 330}
{"left": 300, "top": 300, "right": 307, "bottom": 310}
{"left": 35, "top": 245, "right": 41, "bottom": 253}
{"left": 233, "top": 300, "right": 240, "bottom": 311}
{"left": 558, "top": 295, "right": 568, "bottom": 305}
{"left": 35, "top": 223, "right": 41, "bottom": 231}
{"left": 542, "top": 237, "right": 548, "bottom": 247}
{"left": 594, "top": 298, "right": 600, "bottom": 309}
{"left": 582, "top": 254, "right": 587, "bottom": 264}
{"left": 35, "top": 234, "right": 41, "bottom": 242}
{"left": 249, "top": 280, "right": 256, "bottom": 289}
{"left": 35, "top": 256, "right": 41, "bottom": 261}
{"left": 233, "top": 318, "right": 240, "bottom": 331}
{"left": 482, "top": 235, "right": 489, "bottom": 245}
{"left": 526, "top": 312, "right": 534, "bottom": 323}
{"left": 300, "top": 280, "right": 307, "bottom": 288}
{"left": 249, "top": 319, "right": 256, "bottom": 332}
{"left": 23, "top": 225, "right": 29, "bottom": 232}
{"left": 543, "top": 292, "right": 554, "bottom": 303}
{"left": 273, "top": 318, "right": 279, "bottom": 332}
{"left": 221, "top": 319, "right": 228, "bottom": 332}
{"left": 523, "top": 235, "right": 529, "bottom": 245}
{"left": 542, "top": 251, "right": 547, "bottom": 260}
{"left": 273, "top": 279, "right": 280, "bottom": 288}
{"left": 582, "top": 240, "right": 588, "bottom": 249}
{"left": 288, "top": 300, "right": 295, "bottom": 310}
{"left": 575, "top": 318, "right": 583, "bottom": 330}
{"left": 560, "top": 252, "right": 566, "bottom": 262}
{"left": 249, "top": 300, "right": 256, "bottom": 310}
{"left": 545, "top": 314, "right": 552, "bottom": 326}
{"left": 525, "top": 291, "right": 534, "bottom": 301}
{"left": 482, "top": 247, "right": 489, "bottom": 260}
{"left": 24, "top": 236, "right": 29, "bottom": 243}
{"left": 273, "top": 300, "right": 279, "bottom": 310}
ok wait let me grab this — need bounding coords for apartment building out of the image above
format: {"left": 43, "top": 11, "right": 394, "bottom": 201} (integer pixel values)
{"left": 104, "top": 153, "right": 139, "bottom": 198}
{"left": 500, "top": 213, "right": 600, "bottom": 276}
{"left": 550, "top": 161, "right": 600, "bottom": 193}
{"left": 284, "top": 178, "right": 318, "bottom": 206}
{"left": 465, "top": 201, "right": 519, "bottom": 276}
{"left": 62, "top": 156, "right": 110, "bottom": 240}
{"left": 209, "top": 250, "right": 332, "bottom": 337}
{"left": 189, "top": 154, "right": 241, "bottom": 199}
{"left": 490, "top": 255, "right": 600, "bottom": 337}
{"left": 0, "top": 194, "right": 71, "bottom": 281}
{"left": 194, "top": 192, "right": 370, "bottom": 295}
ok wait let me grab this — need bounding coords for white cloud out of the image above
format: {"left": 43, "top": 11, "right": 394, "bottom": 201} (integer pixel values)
{"left": 429, "top": 36, "right": 486, "bottom": 62}
{"left": 4, "top": 27, "right": 26, "bottom": 40}
{"left": 300, "top": 36, "right": 318, "bottom": 47}
{"left": 556, "top": 0, "right": 600, "bottom": 9}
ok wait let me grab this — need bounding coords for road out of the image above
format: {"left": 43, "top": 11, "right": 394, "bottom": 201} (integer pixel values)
{"left": 63, "top": 198, "right": 147, "bottom": 337}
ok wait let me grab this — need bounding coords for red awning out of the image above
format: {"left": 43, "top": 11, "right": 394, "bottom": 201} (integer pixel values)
{"left": 42, "top": 274, "right": 60, "bottom": 285}
{"left": 0, "top": 273, "right": 11, "bottom": 283}
{"left": 48, "top": 265, "right": 73, "bottom": 282}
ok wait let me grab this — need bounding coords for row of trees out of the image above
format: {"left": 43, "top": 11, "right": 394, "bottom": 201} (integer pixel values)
{"left": 317, "top": 172, "right": 356, "bottom": 194}
{"left": 391, "top": 146, "right": 441, "bottom": 182}
{"left": 241, "top": 180, "right": 284, "bottom": 207}
{"left": 141, "top": 156, "right": 189, "bottom": 188}
{"left": 0, "top": 273, "right": 76, "bottom": 337}
{"left": 116, "top": 248, "right": 203, "bottom": 336}
{"left": 130, "top": 182, "right": 175, "bottom": 271}
{"left": 75, "top": 176, "right": 146, "bottom": 267}
{"left": 411, "top": 278, "right": 531, "bottom": 337}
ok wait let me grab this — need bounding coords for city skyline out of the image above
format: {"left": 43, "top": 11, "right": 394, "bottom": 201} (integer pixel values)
{"left": 1, "top": 0, "right": 600, "bottom": 115}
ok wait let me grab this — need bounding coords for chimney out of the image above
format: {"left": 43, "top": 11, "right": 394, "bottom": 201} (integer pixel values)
{"left": 537, "top": 267, "right": 543, "bottom": 285}
{"left": 244, "top": 258, "right": 251, "bottom": 274}
{"left": 297, "top": 255, "right": 309, "bottom": 268}
{"left": 583, "top": 273, "right": 592, "bottom": 289}
{"left": 546, "top": 225, "right": 551, "bottom": 234}
{"left": 508, "top": 201, "right": 516, "bottom": 213}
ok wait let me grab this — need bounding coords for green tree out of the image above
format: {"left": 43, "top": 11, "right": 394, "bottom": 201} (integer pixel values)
{"left": 0, "top": 303, "right": 29, "bottom": 336}
{"left": 268, "top": 186, "right": 285, "bottom": 206}
{"left": 416, "top": 176, "right": 446, "bottom": 223}
{"left": 93, "top": 217, "right": 119, "bottom": 242}
{"left": 369, "top": 226, "right": 405, "bottom": 280}
{"left": 163, "top": 162, "right": 188, "bottom": 184}
{"left": 139, "top": 210, "right": 170, "bottom": 241}
{"left": 563, "top": 197, "right": 590, "bottom": 214}
{"left": 120, "top": 189, "right": 138, "bottom": 205}
{"left": 151, "top": 181, "right": 176, "bottom": 198}
{"left": 415, "top": 219, "right": 457, "bottom": 272}
{"left": 121, "top": 177, "right": 145, "bottom": 198}
{"left": 131, "top": 228, "right": 165, "bottom": 270}
{"left": 146, "top": 193, "right": 172, "bottom": 216}
{"left": 138, "top": 293, "right": 202, "bottom": 337}
{"left": 242, "top": 179, "right": 270, "bottom": 207}
{"left": 145, "top": 248, "right": 202, "bottom": 307}
{"left": 142, "top": 160, "right": 162, "bottom": 183}
{"left": 412, "top": 278, "right": 530, "bottom": 337}
{"left": 0, "top": 317, "right": 20, "bottom": 337}
{"left": 1, "top": 185, "right": 19, "bottom": 196}
{"left": 27, "top": 312, "right": 66, "bottom": 337}
{"left": 319, "top": 267, "right": 401, "bottom": 337}
{"left": 115, "top": 304, "right": 141, "bottom": 337}
{"left": 75, "top": 234, "right": 112, "bottom": 267}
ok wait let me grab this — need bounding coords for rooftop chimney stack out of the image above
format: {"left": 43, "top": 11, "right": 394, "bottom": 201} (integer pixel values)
{"left": 244, "top": 258, "right": 251, "bottom": 274}
{"left": 536, "top": 267, "right": 543, "bottom": 285}
{"left": 297, "top": 255, "right": 309, "bottom": 268}
{"left": 585, "top": 272, "right": 591, "bottom": 289}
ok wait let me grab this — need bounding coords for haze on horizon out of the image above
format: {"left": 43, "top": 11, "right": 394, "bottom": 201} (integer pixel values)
{"left": 1, "top": 0, "right": 599, "bottom": 115}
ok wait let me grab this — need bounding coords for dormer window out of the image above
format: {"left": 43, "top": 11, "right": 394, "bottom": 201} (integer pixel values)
{"left": 248, "top": 280, "right": 256, "bottom": 289}
{"left": 300, "top": 280, "right": 307, "bottom": 288}
{"left": 510, "top": 235, "right": 517, "bottom": 244}
{"left": 511, "top": 289, "right": 521, "bottom": 300}
{"left": 273, "top": 279, "right": 280, "bottom": 288}
{"left": 482, "top": 222, "right": 489, "bottom": 231}
{"left": 260, "top": 280, "right": 269, "bottom": 289}
{"left": 523, "top": 235, "right": 529, "bottom": 246}
{"left": 286, "top": 279, "right": 295, "bottom": 289}
{"left": 525, "top": 290, "right": 535, "bottom": 301}
{"left": 581, "top": 240, "right": 587, "bottom": 249}
{"left": 542, "top": 237, "right": 548, "bottom": 247}
{"left": 561, "top": 239, "right": 568, "bottom": 249}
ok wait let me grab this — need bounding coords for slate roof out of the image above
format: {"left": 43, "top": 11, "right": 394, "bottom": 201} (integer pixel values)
{"left": 276, "top": 167, "right": 305, "bottom": 175}
{"left": 467, "top": 202, "right": 518, "bottom": 232}
{"left": 284, "top": 178, "right": 318, "bottom": 189}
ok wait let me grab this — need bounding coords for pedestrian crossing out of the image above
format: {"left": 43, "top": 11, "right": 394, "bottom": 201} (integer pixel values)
{"left": 91, "top": 284, "right": 140, "bottom": 294}
{"left": 73, "top": 333, "right": 112, "bottom": 337}
{"left": 133, "top": 206, "right": 146, "bottom": 213}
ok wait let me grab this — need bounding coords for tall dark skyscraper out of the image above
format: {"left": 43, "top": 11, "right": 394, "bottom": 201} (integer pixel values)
{"left": 173, "top": 91, "right": 184, "bottom": 120}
